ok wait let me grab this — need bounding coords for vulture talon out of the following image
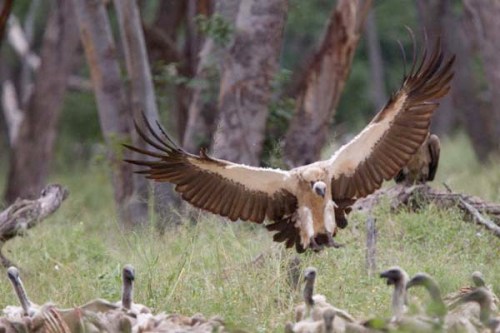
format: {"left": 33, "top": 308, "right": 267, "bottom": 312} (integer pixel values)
{"left": 309, "top": 237, "right": 323, "bottom": 252}
{"left": 326, "top": 233, "right": 344, "bottom": 248}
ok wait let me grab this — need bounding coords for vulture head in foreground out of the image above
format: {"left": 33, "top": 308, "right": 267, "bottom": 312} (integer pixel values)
{"left": 124, "top": 40, "right": 454, "bottom": 253}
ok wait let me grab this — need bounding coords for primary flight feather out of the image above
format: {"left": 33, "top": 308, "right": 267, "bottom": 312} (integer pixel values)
{"left": 124, "top": 41, "right": 454, "bottom": 253}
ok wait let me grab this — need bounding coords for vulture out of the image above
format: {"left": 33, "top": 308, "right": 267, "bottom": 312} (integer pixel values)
{"left": 125, "top": 41, "right": 455, "bottom": 252}
{"left": 449, "top": 288, "right": 500, "bottom": 333}
{"left": 379, "top": 267, "right": 410, "bottom": 321}
{"left": 394, "top": 133, "right": 441, "bottom": 185}
{"left": 116, "top": 264, "right": 150, "bottom": 315}
{"left": 5, "top": 266, "right": 37, "bottom": 317}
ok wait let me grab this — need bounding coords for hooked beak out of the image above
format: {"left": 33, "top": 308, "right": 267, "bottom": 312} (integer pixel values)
{"left": 313, "top": 182, "right": 326, "bottom": 198}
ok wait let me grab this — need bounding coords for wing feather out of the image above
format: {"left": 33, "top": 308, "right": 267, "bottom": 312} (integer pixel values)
{"left": 328, "top": 41, "right": 454, "bottom": 201}
{"left": 124, "top": 117, "right": 298, "bottom": 224}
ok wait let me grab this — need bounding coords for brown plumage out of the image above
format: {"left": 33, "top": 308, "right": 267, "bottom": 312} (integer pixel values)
{"left": 394, "top": 133, "right": 441, "bottom": 184}
{"left": 125, "top": 40, "right": 454, "bottom": 252}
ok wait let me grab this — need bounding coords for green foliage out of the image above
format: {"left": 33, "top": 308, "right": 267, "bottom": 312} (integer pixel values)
{"left": 0, "top": 137, "right": 499, "bottom": 332}
{"left": 195, "top": 13, "right": 234, "bottom": 47}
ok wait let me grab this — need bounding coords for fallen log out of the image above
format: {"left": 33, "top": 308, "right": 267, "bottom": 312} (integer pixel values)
{"left": 352, "top": 184, "right": 500, "bottom": 238}
{"left": 0, "top": 184, "right": 69, "bottom": 267}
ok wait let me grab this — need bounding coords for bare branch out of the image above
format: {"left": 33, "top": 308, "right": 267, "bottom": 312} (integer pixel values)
{"left": 0, "top": 184, "right": 69, "bottom": 268}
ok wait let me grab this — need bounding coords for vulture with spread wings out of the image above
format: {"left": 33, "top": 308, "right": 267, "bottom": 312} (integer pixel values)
{"left": 124, "top": 42, "right": 454, "bottom": 253}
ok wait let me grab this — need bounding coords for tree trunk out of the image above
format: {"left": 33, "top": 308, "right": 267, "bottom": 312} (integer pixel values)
{"left": 463, "top": 0, "right": 500, "bottom": 153}
{"left": 415, "top": 0, "right": 456, "bottom": 136}
{"left": 71, "top": 0, "right": 137, "bottom": 227}
{"left": 364, "top": 10, "right": 386, "bottom": 111}
{"left": 4, "top": 0, "right": 79, "bottom": 203}
{"left": 183, "top": 0, "right": 241, "bottom": 153}
{"left": 152, "top": 0, "right": 186, "bottom": 41}
{"left": 283, "top": 0, "right": 371, "bottom": 167}
{"left": 113, "top": 0, "right": 181, "bottom": 227}
{"left": 211, "top": 0, "right": 288, "bottom": 166}
{"left": 113, "top": 0, "right": 155, "bottom": 225}
{"left": 444, "top": 3, "right": 494, "bottom": 162}
{"left": 0, "top": 0, "right": 13, "bottom": 44}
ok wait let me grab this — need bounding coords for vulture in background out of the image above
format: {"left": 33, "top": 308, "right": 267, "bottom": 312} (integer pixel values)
{"left": 125, "top": 40, "right": 455, "bottom": 253}
{"left": 394, "top": 133, "right": 441, "bottom": 185}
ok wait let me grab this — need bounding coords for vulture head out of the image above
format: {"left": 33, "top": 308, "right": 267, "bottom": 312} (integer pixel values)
{"left": 121, "top": 264, "right": 135, "bottom": 310}
{"left": 303, "top": 267, "right": 317, "bottom": 282}
{"left": 471, "top": 271, "right": 486, "bottom": 287}
{"left": 123, "top": 264, "right": 135, "bottom": 283}
{"left": 380, "top": 267, "right": 408, "bottom": 287}
{"left": 7, "top": 266, "right": 19, "bottom": 283}
{"left": 302, "top": 167, "right": 328, "bottom": 198}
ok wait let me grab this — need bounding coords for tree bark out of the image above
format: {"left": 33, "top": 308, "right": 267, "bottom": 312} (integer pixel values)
{"left": 0, "top": 0, "right": 13, "bottom": 44}
{"left": 444, "top": 3, "right": 494, "bottom": 162}
{"left": 463, "top": 0, "right": 500, "bottom": 153}
{"left": 183, "top": 0, "right": 241, "bottom": 153}
{"left": 283, "top": 0, "right": 371, "bottom": 168}
{"left": 415, "top": 0, "right": 456, "bottom": 136}
{"left": 113, "top": 0, "right": 182, "bottom": 227}
{"left": 364, "top": 10, "right": 386, "bottom": 111}
{"left": 4, "top": 0, "right": 80, "bottom": 203}
{"left": 113, "top": 0, "right": 156, "bottom": 225}
{"left": 211, "top": 0, "right": 288, "bottom": 166}
{"left": 71, "top": 0, "right": 137, "bottom": 227}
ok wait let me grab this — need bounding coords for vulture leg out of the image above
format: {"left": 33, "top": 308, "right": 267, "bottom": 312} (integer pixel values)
{"left": 326, "top": 233, "right": 344, "bottom": 248}
{"left": 309, "top": 237, "right": 323, "bottom": 252}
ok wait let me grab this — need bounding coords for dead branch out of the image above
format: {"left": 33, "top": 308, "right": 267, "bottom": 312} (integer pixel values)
{"left": 0, "top": 184, "right": 69, "bottom": 268}
{"left": 352, "top": 184, "right": 500, "bottom": 238}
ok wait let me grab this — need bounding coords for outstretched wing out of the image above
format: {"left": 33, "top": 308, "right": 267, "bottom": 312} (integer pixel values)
{"left": 124, "top": 118, "right": 298, "bottom": 223}
{"left": 327, "top": 41, "right": 454, "bottom": 201}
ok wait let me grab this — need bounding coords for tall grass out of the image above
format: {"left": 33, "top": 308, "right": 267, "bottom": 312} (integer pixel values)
{"left": 0, "top": 135, "right": 498, "bottom": 332}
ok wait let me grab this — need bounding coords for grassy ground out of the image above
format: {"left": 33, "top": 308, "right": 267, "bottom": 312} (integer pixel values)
{"left": 0, "top": 134, "right": 499, "bottom": 332}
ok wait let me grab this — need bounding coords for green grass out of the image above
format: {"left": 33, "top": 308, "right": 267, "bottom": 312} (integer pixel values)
{"left": 0, "top": 135, "right": 499, "bottom": 332}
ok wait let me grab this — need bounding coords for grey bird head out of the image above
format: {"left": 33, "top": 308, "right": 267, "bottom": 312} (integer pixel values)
{"left": 312, "top": 181, "right": 327, "bottom": 198}
{"left": 471, "top": 271, "right": 486, "bottom": 287}
{"left": 7, "top": 266, "right": 20, "bottom": 284}
{"left": 303, "top": 267, "right": 317, "bottom": 282}
{"left": 380, "top": 267, "right": 407, "bottom": 286}
{"left": 123, "top": 264, "right": 135, "bottom": 282}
